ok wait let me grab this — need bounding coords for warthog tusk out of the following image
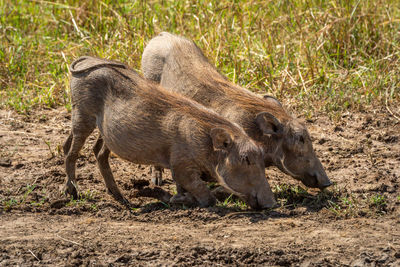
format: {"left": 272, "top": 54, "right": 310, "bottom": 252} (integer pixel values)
{"left": 279, "top": 155, "right": 300, "bottom": 178}
{"left": 214, "top": 164, "right": 245, "bottom": 199}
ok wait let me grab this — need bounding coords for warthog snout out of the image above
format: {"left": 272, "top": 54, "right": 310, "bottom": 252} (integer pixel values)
{"left": 267, "top": 120, "right": 333, "bottom": 190}
{"left": 214, "top": 136, "right": 277, "bottom": 209}
{"left": 241, "top": 182, "right": 277, "bottom": 210}
{"left": 247, "top": 189, "right": 278, "bottom": 210}
{"left": 256, "top": 180, "right": 278, "bottom": 209}
{"left": 254, "top": 176, "right": 277, "bottom": 209}
{"left": 303, "top": 155, "right": 332, "bottom": 189}
{"left": 303, "top": 170, "right": 332, "bottom": 189}
{"left": 280, "top": 152, "right": 332, "bottom": 190}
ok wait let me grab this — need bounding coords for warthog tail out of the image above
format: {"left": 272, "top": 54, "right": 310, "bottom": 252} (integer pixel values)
{"left": 70, "top": 56, "right": 126, "bottom": 75}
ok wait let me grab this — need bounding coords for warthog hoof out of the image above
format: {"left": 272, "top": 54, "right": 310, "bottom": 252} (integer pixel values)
{"left": 211, "top": 186, "right": 233, "bottom": 201}
{"left": 170, "top": 193, "right": 197, "bottom": 207}
{"left": 106, "top": 188, "right": 132, "bottom": 207}
{"left": 120, "top": 197, "right": 135, "bottom": 211}
{"left": 173, "top": 193, "right": 216, "bottom": 208}
{"left": 151, "top": 176, "right": 163, "bottom": 186}
{"left": 64, "top": 181, "right": 78, "bottom": 200}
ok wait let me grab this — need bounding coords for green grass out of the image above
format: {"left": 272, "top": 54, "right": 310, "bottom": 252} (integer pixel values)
{"left": 272, "top": 184, "right": 394, "bottom": 217}
{"left": 66, "top": 189, "right": 97, "bottom": 206}
{"left": 217, "top": 193, "right": 248, "bottom": 210}
{"left": 3, "top": 198, "right": 18, "bottom": 211}
{"left": 369, "top": 194, "right": 386, "bottom": 209}
{"left": 273, "top": 183, "right": 341, "bottom": 211}
{"left": 1, "top": 0, "right": 399, "bottom": 115}
{"left": 1, "top": 183, "right": 47, "bottom": 211}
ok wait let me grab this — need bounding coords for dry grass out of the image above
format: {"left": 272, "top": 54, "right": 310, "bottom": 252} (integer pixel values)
{"left": 1, "top": 0, "right": 399, "bottom": 117}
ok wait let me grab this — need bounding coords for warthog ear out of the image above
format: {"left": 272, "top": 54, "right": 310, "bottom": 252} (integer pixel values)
{"left": 255, "top": 112, "right": 283, "bottom": 136}
{"left": 210, "top": 128, "right": 232, "bottom": 150}
{"left": 263, "top": 95, "right": 283, "bottom": 107}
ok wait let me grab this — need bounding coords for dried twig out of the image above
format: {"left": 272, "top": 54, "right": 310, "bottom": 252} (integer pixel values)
{"left": 69, "top": 10, "right": 84, "bottom": 38}
{"left": 28, "top": 249, "right": 40, "bottom": 261}
{"left": 385, "top": 85, "right": 400, "bottom": 122}
{"left": 223, "top": 211, "right": 265, "bottom": 219}
{"left": 56, "top": 234, "right": 83, "bottom": 246}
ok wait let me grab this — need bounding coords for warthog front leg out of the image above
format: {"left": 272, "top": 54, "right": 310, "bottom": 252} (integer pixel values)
{"left": 93, "top": 136, "right": 130, "bottom": 206}
{"left": 172, "top": 184, "right": 230, "bottom": 205}
{"left": 63, "top": 134, "right": 73, "bottom": 156}
{"left": 150, "top": 166, "right": 163, "bottom": 186}
{"left": 211, "top": 186, "right": 233, "bottom": 201}
{"left": 170, "top": 165, "right": 216, "bottom": 207}
{"left": 169, "top": 184, "right": 196, "bottom": 206}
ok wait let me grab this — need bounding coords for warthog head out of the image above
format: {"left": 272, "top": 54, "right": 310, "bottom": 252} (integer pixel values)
{"left": 210, "top": 128, "right": 277, "bottom": 209}
{"left": 255, "top": 97, "right": 332, "bottom": 189}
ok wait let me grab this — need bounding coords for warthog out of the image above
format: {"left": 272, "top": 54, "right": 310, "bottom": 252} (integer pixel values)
{"left": 141, "top": 32, "right": 332, "bottom": 189}
{"left": 63, "top": 56, "right": 276, "bottom": 209}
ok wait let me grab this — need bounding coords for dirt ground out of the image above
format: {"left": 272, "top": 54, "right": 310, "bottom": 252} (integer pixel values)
{"left": 0, "top": 106, "right": 399, "bottom": 266}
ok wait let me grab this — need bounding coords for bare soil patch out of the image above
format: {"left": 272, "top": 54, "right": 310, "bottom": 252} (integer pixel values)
{"left": 1, "top": 107, "right": 399, "bottom": 266}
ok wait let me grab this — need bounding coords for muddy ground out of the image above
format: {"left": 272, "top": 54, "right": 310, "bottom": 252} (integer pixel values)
{"left": 0, "top": 106, "right": 399, "bottom": 266}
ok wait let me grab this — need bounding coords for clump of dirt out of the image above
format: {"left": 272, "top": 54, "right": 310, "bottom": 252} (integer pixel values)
{"left": 0, "top": 107, "right": 399, "bottom": 265}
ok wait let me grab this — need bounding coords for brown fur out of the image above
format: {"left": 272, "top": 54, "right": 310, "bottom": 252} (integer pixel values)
{"left": 141, "top": 32, "right": 332, "bottom": 189}
{"left": 64, "top": 56, "right": 276, "bottom": 209}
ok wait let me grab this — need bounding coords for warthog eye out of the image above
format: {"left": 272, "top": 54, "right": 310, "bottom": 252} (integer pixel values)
{"left": 299, "top": 136, "right": 305, "bottom": 144}
{"left": 272, "top": 124, "right": 278, "bottom": 133}
{"left": 243, "top": 156, "right": 251, "bottom": 165}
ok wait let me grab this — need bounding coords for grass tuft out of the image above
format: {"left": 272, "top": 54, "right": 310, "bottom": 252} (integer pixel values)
{"left": 1, "top": 183, "right": 48, "bottom": 211}
{"left": 1, "top": 0, "right": 399, "bottom": 115}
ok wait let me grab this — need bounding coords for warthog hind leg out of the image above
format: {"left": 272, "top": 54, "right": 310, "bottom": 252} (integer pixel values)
{"left": 64, "top": 112, "right": 96, "bottom": 199}
{"left": 150, "top": 166, "right": 163, "bottom": 186}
